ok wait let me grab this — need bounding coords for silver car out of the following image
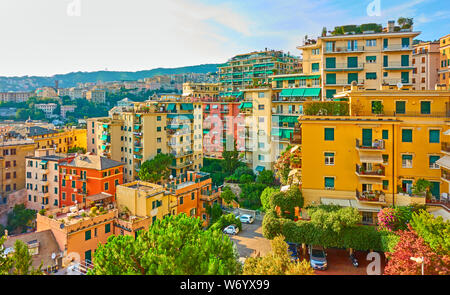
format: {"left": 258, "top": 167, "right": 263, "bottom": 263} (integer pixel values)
{"left": 223, "top": 225, "right": 239, "bottom": 235}
{"left": 239, "top": 214, "right": 254, "bottom": 224}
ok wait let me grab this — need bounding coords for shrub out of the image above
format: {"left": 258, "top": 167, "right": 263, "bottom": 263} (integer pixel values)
{"left": 210, "top": 213, "right": 242, "bottom": 231}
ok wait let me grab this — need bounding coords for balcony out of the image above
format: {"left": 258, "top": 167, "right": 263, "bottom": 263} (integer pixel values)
{"left": 324, "top": 63, "right": 364, "bottom": 71}
{"left": 442, "top": 169, "right": 450, "bottom": 182}
{"left": 324, "top": 46, "right": 365, "bottom": 54}
{"left": 355, "top": 139, "right": 385, "bottom": 151}
{"left": 356, "top": 189, "right": 386, "bottom": 204}
{"left": 382, "top": 78, "right": 412, "bottom": 86}
{"left": 325, "top": 79, "right": 365, "bottom": 86}
{"left": 383, "top": 45, "right": 412, "bottom": 52}
{"left": 355, "top": 164, "right": 385, "bottom": 177}
{"left": 442, "top": 142, "right": 450, "bottom": 154}
{"left": 383, "top": 62, "right": 414, "bottom": 70}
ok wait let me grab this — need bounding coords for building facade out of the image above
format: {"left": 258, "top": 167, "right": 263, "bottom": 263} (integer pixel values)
{"left": 439, "top": 34, "right": 450, "bottom": 88}
{"left": 412, "top": 41, "right": 440, "bottom": 90}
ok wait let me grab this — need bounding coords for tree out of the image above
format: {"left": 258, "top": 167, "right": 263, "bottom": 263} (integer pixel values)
{"left": 269, "top": 186, "right": 304, "bottom": 220}
{"left": 7, "top": 204, "right": 36, "bottom": 234}
{"left": 10, "top": 240, "right": 43, "bottom": 275}
{"left": 210, "top": 213, "right": 242, "bottom": 231}
{"left": 410, "top": 210, "right": 450, "bottom": 255}
{"left": 308, "top": 206, "right": 361, "bottom": 232}
{"left": 260, "top": 187, "right": 278, "bottom": 211}
{"left": 221, "top": 140, "right": 240, "bottom": 174}
{"left": 384, "top": 225, "right": 449, "bottom": 275}
{"left": 232, "top": 166, "right": 255, "bottom": 179}
{"left": 220, "top": 187, "right": 236, "bottom": 206}
{"left": 137, "top": 153, "right": 175, "bottom": 183}
{"left": 239, "top": 183, "right": 267, "bottom": 210}
{"left": 243, "top": 236, "right": 314, "bottom": 275}
{"left": 0, "top": 236, "right": 13, "bottom": 275}
{"left": 239, "top": 174, "right": 253, "bottom": 184}
{"left": 256, "top": 170, "right": 275, "bottom": 186}
{"left": 88, "top": 214, "right": 241, "bottom": 275}
{"left": 207, "top": 203, "right": 223, "bottom": 224}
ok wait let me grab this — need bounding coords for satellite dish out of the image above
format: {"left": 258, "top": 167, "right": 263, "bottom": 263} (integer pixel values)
{"left": 397, "top": 82, "right": 403, "bottom": 89}
{"left": 51, "top": 253, "right": 56, "bottom": 260}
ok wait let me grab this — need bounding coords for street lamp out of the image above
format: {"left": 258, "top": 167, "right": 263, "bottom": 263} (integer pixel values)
{"left": 410, "top": 256, "right": 424, "bottom": 275}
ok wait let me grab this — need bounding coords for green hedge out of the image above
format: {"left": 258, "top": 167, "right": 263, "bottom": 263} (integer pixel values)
{"left": 304, "top": 102, "right": 349, "bottom": 116}
{"left": 263, "top": 211, "right": 393, "bottom": 252}
{"left": 210, "top": 214, "right": 242, "bottom": 232}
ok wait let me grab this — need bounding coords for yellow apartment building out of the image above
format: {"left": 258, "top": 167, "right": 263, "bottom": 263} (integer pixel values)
{"left": 436, "top": 128, "right": 450, "bottom": 205}
{"left": 298, "top": 21, "right": 420, "bottom": 100}
{"left": 298, "top": 85, "right": 450, "bottom": 224}
{"left": 87, "top": 99, "right": 203, "bottom": 182}
{"left": 412, "top": 41, "right": 441, "bottom": 90}
{"left": 182, "top": 82, "right": 221, "bottom": 99}
{"left": 439, "top": 34, "right": 450, "bottom": 88}
{"left": 0, "top": 139, "right": 36, "bottom": 204}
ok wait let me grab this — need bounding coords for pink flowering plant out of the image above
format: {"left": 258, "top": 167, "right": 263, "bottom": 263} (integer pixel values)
{"left": 377, "top": 207, "right": 400, "bottom": 232}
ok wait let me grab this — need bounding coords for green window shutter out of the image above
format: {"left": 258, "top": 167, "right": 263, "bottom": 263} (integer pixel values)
{"left": 348, "top": 73, "right": 358, "bottom": 84}
{"left": 362, "top": 129, "right": 373, "bottom": 147}
{"left": 396, "top": 101, "right": 406, "bottom": 114}
{"left": 85, "top": 230, "right": 91, "bottom": 241}
{"left": 326, "top": 89, "right": 336, "bottom": 99}
{"left": 402, "top": 38, "right": 410, "bottom": 48}
{"left": 429, "top": 129, "right": 440, "bottom": 143}
{"left": 383, "top": 39, "right": 388, "bottom": 49}
{"left": 105, "top": 223, "right": 111, "bottom": 233}
{"left": 326, "top": 73, "right": 336, "bottom": 84}
{"left": 324, "top": 128, "right": 334, "bottom": 141}
{"left": 312, "top": 63, "right": 319, "bottom": 72}
{"left": 430, "top": 182, "right": 440, "bottom": 198}
{"left": 401, "top": 55, "right": 409, "bottom": 66}
{"left": 402, "top": 155, "right": 413, "bottom": 161}
{"left": 325, "top": 177, "right": 335, "bottom": 188}
{"left": 324, "top": 152, "right": 334, "bottom": 157}
{"left": 383, "top": 56, "right": 388, "bottom": 67}
{"left": 366, "top": 72, "right": 377, "bottom": 79}
{"left": 382, "top": 180, "right": 389, "bottom": 190}
{"left": 347, "top": 57, "right": 358, "bottom": 68}
{"left": 429, "top": 155, "right": 440, "bottom": 166}
{"left": 382, "top": 130, "right": 388, "bottom": 140}
{"left": 402, "top": 129, "right": 413, "bottom": 142}
{"left": 401, "top": 72, "right": 409, "bottom": 83}
{"left": 325, "top": 57, "right": 336, "bottom": 69}
{"left": 421, "top": 101, "right": 431, "bottom": 114}
{"left": 366, "top": 56, "right": 376, "bottom": 62}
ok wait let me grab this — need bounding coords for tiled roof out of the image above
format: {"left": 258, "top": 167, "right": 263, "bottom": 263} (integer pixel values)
{"left": 61, "top": 154, "right": 124, "bottom": 170}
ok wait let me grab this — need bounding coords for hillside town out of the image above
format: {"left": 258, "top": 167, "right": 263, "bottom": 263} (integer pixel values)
{"left": 0, "top": 18, "right": 449, "bottom": 276}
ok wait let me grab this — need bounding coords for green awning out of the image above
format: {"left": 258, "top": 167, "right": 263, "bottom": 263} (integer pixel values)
{"left": 303, "top": 88, "right": 321, "bottom": 97}
{"left": 167, "top": 125, "right": 189, "bottom": 130}
{"left": 181, "top": 103, "right": 194, "bottom": 110}
{"left": 239, "top": 102, "right": 252, "bottom": 109}
{"left": 280, "top": 89, "right": 293, "bottom": 97}
{"left": 271, "top": 128, "right": 282, "bottom": 136}
{"left": 101, "top": 145, "right": 107, "bottom": 150}
{"left": 278, "top": 116, "right": 298, "bottom": 123}
{"left": 101, "top": 135, "right": 108, "bottom": 141}
{"left": 134, "top": 125, "right": 140, "bottom": 130}
{"left": 136, "top": 114, "right": 141, "bottom": 117}
{"left": 203, "top": 130, "right": 210, "bottom": 134}
{"left": 281, "top": 129, "right": 294, "bottom": 139}
{"left": 255, "top": 166, "right": 265, "bottom": 172}
{"left": 40, "top": 160, "right": 48, "bottom": 165}
{"left": 134, "top": 148, "right": 142, "bottom": 152}
{"left": 102, "top": 124, "right": 109, "bottom": 128}
{"left": 167, "top": 104, "right": 176, "bottom": 112}
{"left": 167, "top": 114, "right": 194, "bottom": 120}
{"left": 273, "top": 75, "right": 320, "bottom": 81}
{"left": 291, "top": 88, "right": 305, "bottom": 97}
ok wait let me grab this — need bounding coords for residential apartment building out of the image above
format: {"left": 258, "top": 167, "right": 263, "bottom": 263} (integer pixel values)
{"left": 25, "top": 149, "right": 71, "bottom": 211}
{"left": 60, "top": 105, "right": 77, "bottom": 119}
{"left": 436, "top": 128, "right": 450, "bottom": 207}
{"left": 298, "top": 21, "right": 420, "bottom": 100}
{"left": 218, "top": 49, "right": 301, "bottom": 98}
{"left": 0, "top": 91, "right": 34, "bottom": 103}
{"left": 87, "top": 98, "right": 203, "bottom": 182}
{"left": 438, "top": 34, "right": 450, "bottom": 88}
{"left": 35, "top": 103, "right": 58, "bottom": 118}
{"left": 59, "top": 154, "right": 124, "bottom": 207}
{"left": 182, "top": 82, "right": 220, "bottom": 99}
{"left": 412, "top": 41, "right": 440, "bottom": 90}
{"left": 296, "top": 85, "right": 450, "bottom": 224}
{"left": 0, "top": 139, "right": 36, "bottom": 204}
{"left": 85, "top": 90, "right": 106, "bottom": 104}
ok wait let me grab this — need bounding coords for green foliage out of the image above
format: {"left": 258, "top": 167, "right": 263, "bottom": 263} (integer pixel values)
{"left": 88, "top": 214, "right": 241, "bottom": 275}
{"left": 0, "top": 238, "right": 42, "bottom": 275}
{"left": 221, "top": 140, "right": 240, "bottom": 174}
{"left": 260, "top": 187, "right": 279, "bottom": 211}
{"left": 210, "top": 213, "right": 242, "bottom": 232}
{"left": 412, "top": 179, "right": 432, "bottom": 196}
{"left": 0, "top": 236, "right": 13, "bottom": 274}
{"left": 410, "top": 210, "right": 450, "bottom": 255}
{"left": 269, "top": 186, "right": 304, "bottom": 220}
{"left": 201, "top": 158, "right": 236, "bottom": 186}
{"left": 308, "top": 206, "right": 361, "bottom": 232}
{"left": 7, "top": 204, "right": 36, "bottom": 234}
{"left": 379, "top": 231, "right": 401, "bottom": 253}
{"left": 239, "top": 174, "right": 253, "bottom": 184}
{"left": 137, "top": 153, "right": 175, "bottom": 182}
{"left": 68, "top": 146, "right": 86, "bottom": 154}
{"left": 256, "top": 170, "right": 275, "bottom": 186}
{"left": 208, "top": 203, "right": 223, "bottom": 225}
{"left": 239, "top": 183, "right": 267, "bottom": 210}
{"left": 220, "top": 187, "right": 236, "bottom": 206}
{"left": 304, "top": 102, "right": 349, "bottom": 116}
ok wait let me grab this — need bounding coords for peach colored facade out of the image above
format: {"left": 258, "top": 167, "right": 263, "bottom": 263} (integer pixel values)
{"left": 412, "top": 42, "right": 440, "bottom": 90}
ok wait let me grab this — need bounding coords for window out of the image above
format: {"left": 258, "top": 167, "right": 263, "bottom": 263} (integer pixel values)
{"left": 366, "top": 56, "right": 376, "bottom": 63}
{"left": 191, "top": 192, "right": 195, "bottom": 200}
{"left": 258, "top": 92, "right": 265, "bottom": 98}
{"left": 62, "top": 179, "right": 66, "bottom": 187}
{"left": 420, "top": 101, "right": 431, "bottom": 114}
{"left": 371, "top": 101, "right": 382, "bottom": 114}
{"left": 324, "top": 152, "right": 335, "bottom": 165}
{"left": 157, "top": 116, "right": 161, "bottom": 121}
{"left": 326, "top": 89, "right": 336, "bottom": 99}
{"left": 324, "top": 128, "right": 334, "bottom": 141}
{"left": 366, "top": 39, "right": 376, "bottom": 47}
{"left": 179, "top": 196, "right": 184, "bottom": 205}
{"left": 311, "top": 63, "right": 319, "bottom": 72}
{"left": 157, "top": 127, "right": 161, "bottom": 132}
{"left": 104, "top": 182, "right": 109, "bottom": 191}
{"left": 382, "top": 180, "right": 389, "bottom": 190}
{"left": 429, "top": 129, "right": 440, "bottom": 143}
{"left": 105, "top": 223, "right": 111, "bottom": 233}
{"left": 402, "top": 129, "right": 413, "bottom": 143}
{"left": 325, "top": 57, "right": 336, "bottom": 69}
{"left": 258, "top": 104, "right": 264, "bottom": 110}
{"left": 324, "top": 177, "right": 335, "bottom": 190}
{"left": 258, "top": 155, "right": 264, "bottom": 161}
{"left": 402, "top": 155, "right": 413, "bottom": 168}
{"left": 85, "top": 230, "right": 91, "bottom": 241}
{"left": 366, "top": 72, "right": 377, "bottom": 80}
{"left": 382, "top": 130, "right": 388, "bottom": 140}
{"left": 62, "top": 192, "right": 66, "bottom": 200}
{"left": 326, "top": 73, "right": 336, "bottom": 85}
{"left": 429, "top": 155, "right": 440, "bottom": 169}
{"left": 382, "top": 154, "right": 389, "bottom": 165}
{"left": 395, "top": 101, "right": 406, "bottom": 114}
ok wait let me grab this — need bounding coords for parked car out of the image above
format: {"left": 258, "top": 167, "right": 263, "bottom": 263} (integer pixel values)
{"left": 239, "top": 214, "right": 254, "bottom": 224}
{"left": 287, "top": 242, "right": 299, "bottom": 262}
{"left": 308, "top": 245, "right": 327, "bottom": 270}
{"left": 223, "top": 225, "right": 239, "bottom": 235}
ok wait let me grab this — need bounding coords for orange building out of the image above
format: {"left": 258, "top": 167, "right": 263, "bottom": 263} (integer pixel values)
{"left": 164, "top": 171, "right": 221, "bottom": 226}
{"left": 59, "top": 154, "right": 124, "bottom": 207}
{"left": 439, "top": 34, "right": 450, "bottom": 88}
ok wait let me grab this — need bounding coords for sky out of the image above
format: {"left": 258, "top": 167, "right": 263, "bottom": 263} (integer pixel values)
{"left": 0, "top": 0, "right": 448, "bottom": 77}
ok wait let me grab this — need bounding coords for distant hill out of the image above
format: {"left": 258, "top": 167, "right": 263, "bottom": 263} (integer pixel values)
{"left": 0, "top": 64, "right": 219, "bottom": 92}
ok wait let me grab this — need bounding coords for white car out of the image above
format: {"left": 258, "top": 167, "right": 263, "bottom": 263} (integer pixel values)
{"left": 239, "top": 214, "right": 254, "bottom": 224}
{"left": 223, "top": 225, "right": 239, "bottom": 235}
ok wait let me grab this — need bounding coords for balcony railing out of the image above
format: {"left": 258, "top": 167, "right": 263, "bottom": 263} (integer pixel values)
{"left": 356, "top": 189, "right": 386, "bottom": 203}
{"left": 355, "top": 139, "right": 385, "bottom": 150}
{"left": 383, "top": 45, "right": 412, "bottom": 51}
{"left": 442, "top": 170, "right": 450, "bottom": 181}
{"left": 324, "top": 46, "right": 365, "bottom": 54}
{"left": 383, "top": 62, "right": 413, "bottom": 69}
{"left": 325, "top": 79, "right": 365, "bottom": 86}
{"left": 324, "top": 63, "right": 364, "bottom": 71}
{"left": 355, "top": 164, "right": 385, "bottom": 177}
{"left": 442, "top": 142, "right": 450, "bottom": 153}
{"left": 382, "top": 79, "right": 412, "bottom": 85}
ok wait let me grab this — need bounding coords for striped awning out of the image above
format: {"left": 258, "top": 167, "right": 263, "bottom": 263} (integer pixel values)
{"left": 359, "top": 153, "right": 383, "bottom": 163}
{"left": 436, "top": 155, "right": 450, "bottom": 170}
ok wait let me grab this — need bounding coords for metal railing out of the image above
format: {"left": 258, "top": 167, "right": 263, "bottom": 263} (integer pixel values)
{"left": 356, "top": 189, "right": 386, "bottom": 202}
{"left": 355, "top": 139, "right": 385, "bottom": 150}
{"left": 324, "top": 46, "right": 365, "bottom": 53}
{"left": 383, "top": 45, "right": 412, "bottom": 51}
{"left": 325, "top": 79, "right": 365, "bottom": 85}
{"left": 355, "top": 164, "right": 385, "bottom": 176}
{"left": 324, "top": 63, "right": 364, "bottom": 70}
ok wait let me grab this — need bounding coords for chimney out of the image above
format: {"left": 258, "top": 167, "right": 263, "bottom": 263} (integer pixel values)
{"left": 387, "top": 20, "right": 395, "bottom": 32}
